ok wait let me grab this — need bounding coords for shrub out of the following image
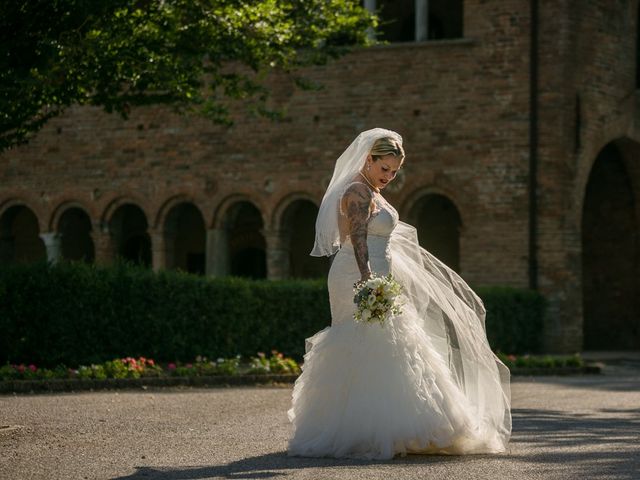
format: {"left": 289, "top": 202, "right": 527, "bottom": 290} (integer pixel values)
{"left": 477, "top": 286, "right": 546, "bottom": 354}
{"left": 0, "top": 262, "right": 545, "bottom": 366}
{"left": 496, "top": 352, "right": 584, "bottom": 369}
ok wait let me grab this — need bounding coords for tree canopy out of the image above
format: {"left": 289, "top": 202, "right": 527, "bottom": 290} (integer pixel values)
{"left": 0, "top": 0, "right": 376, "bottom": 151}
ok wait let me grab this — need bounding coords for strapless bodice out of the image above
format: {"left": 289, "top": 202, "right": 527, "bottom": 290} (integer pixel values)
{"left": 341, "top": 193, "right": 399, "bottom": 254}
{"left": 330, "top": 193, "right": 400, "bottom": 324}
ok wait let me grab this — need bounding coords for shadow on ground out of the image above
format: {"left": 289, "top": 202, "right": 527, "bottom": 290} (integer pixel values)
{"left": 110, "top": 451, "right": 476, "bottom": 480}
{"left": 111, "top": 376, "right": 640, "bottom": 480}
{"left": 111, "top": 405, "right": 640, "bottom": 480}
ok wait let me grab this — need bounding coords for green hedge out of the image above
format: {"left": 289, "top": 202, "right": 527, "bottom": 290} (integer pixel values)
{"left": 0, "top": 262, "right": 545, "bottom": 367}
{"left": 478, "top": 286, "right": 546, "bottom": 354}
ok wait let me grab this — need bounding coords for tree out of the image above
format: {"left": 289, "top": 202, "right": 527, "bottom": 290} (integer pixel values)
{"left": 0, "top": 0, "right": 376, "bottom": 151}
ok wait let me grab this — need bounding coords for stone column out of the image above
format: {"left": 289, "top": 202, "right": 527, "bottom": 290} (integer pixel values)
{"left": 91, "top": 228, "right": 115, "bottom": 266}
{"left": 150, "top": 230, "right": 170, "bottom": 272}
{"left": 363, "top": 0, "right": 376, "bottom": 40}
{"left": 206, "top": 228, "right": 230, "bottom": 277}
{"left": 264, "top": 228, "right": 290, "bottom": 280}
{"left": 39, "top": 232, "right": 63, "bottom": 264}
{"left": 415, "top": 0, "right": 429, "bottom": 42}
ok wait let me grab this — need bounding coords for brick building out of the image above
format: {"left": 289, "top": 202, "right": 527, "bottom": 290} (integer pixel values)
{"left": 1, "top": 1, "right": 639, "bottom": 352}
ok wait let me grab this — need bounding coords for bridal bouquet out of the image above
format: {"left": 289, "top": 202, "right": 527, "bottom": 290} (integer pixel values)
{"left": 353, "top": 274, "right": 403, "bottom": 326}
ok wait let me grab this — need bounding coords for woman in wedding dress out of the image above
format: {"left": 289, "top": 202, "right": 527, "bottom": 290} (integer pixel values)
{"left": 287, "top": 128, "right": 511, "bottom": 460}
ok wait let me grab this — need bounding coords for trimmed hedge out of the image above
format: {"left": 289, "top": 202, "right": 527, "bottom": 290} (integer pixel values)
{"left": 0, "top": 262, "right": 545, "bottom": 367}
{"left": 478, "top": 286, "right": 546, "bottom": 355}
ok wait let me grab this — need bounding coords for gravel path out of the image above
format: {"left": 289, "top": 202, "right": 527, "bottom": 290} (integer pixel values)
{"left": 1, "top": 373, "right": 639, "bottom": 480}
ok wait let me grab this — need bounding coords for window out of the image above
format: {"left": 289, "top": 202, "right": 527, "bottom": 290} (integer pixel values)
{"left": 367, "top": 0, "right": 463, "bottom": 43}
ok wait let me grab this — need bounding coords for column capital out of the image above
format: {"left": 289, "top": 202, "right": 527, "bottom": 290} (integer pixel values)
{"left": 39, "top": 232, "right": 62, "bottom": 264}
{"left": 39, "top": 231, "right": 62, "bottom": 245}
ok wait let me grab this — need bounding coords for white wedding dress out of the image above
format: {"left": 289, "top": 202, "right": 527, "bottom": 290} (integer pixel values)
{"left": 287, "top": 185, "right": 511, "bottom": 459}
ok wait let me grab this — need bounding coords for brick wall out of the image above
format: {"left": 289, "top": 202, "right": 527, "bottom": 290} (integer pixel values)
{"left": 535, "top": 0, "right": 640, "bottom": 350}
{"left": 1, "top": 0, "right": 638, "bottom": 351}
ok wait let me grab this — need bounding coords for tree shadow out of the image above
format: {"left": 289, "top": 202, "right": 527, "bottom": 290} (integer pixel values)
{"left": 511, "top": 374, "right": 640, "bottom": 393}
{"left": 509, "top": 406, "right": 640, "bottom": 479}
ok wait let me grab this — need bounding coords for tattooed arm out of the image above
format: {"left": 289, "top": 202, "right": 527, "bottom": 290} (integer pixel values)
{"left": 341, "top": 183, "right": 374, "bottom": 281}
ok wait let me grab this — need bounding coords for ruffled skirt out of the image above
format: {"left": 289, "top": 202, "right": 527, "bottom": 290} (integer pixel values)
{"left": 287, "top": 225, "right": 511, "bottom": 460}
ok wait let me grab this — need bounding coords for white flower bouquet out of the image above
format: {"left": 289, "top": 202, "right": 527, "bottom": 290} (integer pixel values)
{"left": 353, "top": 273, "right": 403, "bottom": 326}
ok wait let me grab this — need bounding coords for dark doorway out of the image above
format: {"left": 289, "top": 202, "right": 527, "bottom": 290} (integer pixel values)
{"left": 164, "top": 203, "right": 206, "bottom": 275}
{"left": 0, "top": 205, "right": 46, "bottom": 264}
{"left": 582, "top": 143, "right": 639, "bottom": 349}
{"left": 225, "top": 202, "right": 267, "bottom": 279}
{"left": 109, "top": 204, "right": 152, "bottom": 267}
{"left": 281, "top": 200, "right": 328, "bottom": 279}
{"left": 409, "top": 193, "right": 462, "bottom": 273}
{"left": 58, "top": 208, "right": 95, "bottom": 262}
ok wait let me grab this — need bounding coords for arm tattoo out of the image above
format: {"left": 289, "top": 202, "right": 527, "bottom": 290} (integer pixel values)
{"left": 343, "top": 184, "right": 373, "bottom": 280}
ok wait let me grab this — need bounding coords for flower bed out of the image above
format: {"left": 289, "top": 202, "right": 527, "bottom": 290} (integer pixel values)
{"left": 497, "top": 352, "right": 584, "bottom": 369}
{"left": 0, "top": 350, "right": 300, "bottom": 382}
{"left": 496, "top": 352, "right": 600, "bottom": 375}
{"left": 0, "top": 351, "right": 601, "bottom": 394}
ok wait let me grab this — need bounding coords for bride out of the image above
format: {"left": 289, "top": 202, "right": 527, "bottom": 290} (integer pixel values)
{"left": 287, "top": 128, "right": 511, "bottom": 459}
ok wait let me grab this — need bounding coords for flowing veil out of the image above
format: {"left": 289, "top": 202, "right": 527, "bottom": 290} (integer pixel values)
{"left": 390, "top": 221, "right": 512, "bottom": 449}
{"left": 308, "top": 128, "right": 511, "bottom": 451}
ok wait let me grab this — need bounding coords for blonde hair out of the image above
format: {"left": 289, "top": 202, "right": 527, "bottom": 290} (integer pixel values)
{"left": 370, "top": 136, "right": 405, "bottom": 161}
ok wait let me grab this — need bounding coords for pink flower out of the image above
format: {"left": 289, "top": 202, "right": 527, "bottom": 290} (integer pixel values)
{"left": 17, "top": 364, "right": 25, "bottom": 373}
{"left": 148, "top": 359, "right": 155, "bottom": 366}
{"left": 168, "top": 363, "right": 176, "bottom": 370}
{"left": 186, "top": 363, "right": 193, "bottom": 369}
{"left": 28, "top": 364, "right": 37, "bottom": 372}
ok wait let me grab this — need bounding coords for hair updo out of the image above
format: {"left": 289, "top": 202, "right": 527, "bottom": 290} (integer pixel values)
{"left": 370, "top": 136, "right": 405, "bottom": 162}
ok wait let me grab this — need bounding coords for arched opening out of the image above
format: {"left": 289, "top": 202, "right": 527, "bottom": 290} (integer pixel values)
{"left": 163, "top": 203, "right": 206, "bottom": 275}
{"left": 281, "top": 200, "right": 329, "bottom": 279}
{"left": 58, "top": 208, "right": 95, "bottom": 263}
{"left": 224, "top": 202, "right": 266, "bottom": 279}
{"left": 0, "top": 205, "right": 46, "bottom": 264}
{"left": 408, "top": 193, "right": 462, "bottom": 272}
{"left": 109, "top": 204, "right": 151, "bottom": 267}
{"left": 582, "top": 143, "right": 639, "bottom": 349}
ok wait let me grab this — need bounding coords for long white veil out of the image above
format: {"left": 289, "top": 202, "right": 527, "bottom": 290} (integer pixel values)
{"left": 390, "top": 221, "right": 512, "bottom": 448}
{"left": 310, "top": 127, "right": 512, "bottom": 450}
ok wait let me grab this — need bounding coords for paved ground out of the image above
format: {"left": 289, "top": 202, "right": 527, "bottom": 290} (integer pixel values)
{"left": 1, "top": 365, "right": 639, "bottom": 480}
